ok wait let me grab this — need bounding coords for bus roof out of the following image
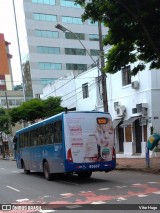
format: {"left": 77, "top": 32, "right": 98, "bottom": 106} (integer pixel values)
{"left": 15, "top": 110, "right": 110, "bottom": 134}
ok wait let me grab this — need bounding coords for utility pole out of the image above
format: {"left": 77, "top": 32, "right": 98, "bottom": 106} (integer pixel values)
{"left": 12, "top": 0, "right": 26, "bottom": 101}
{"left": 98, "top": 21, "right": 108, "bottom": 112}
{"left": 5, "top": 92, "right": 13, "bottom": 136}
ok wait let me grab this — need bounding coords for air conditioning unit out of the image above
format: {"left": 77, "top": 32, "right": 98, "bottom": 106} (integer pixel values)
{"left": 132, "top": 108, "right": 137, "bottom": 114}
{"left": 131, "top": 81, "right": 139, "bottom": 89}
{"left": 114, "top": 101, "right": 121, "bottom": 110}
{"left": 116, "top": 105, "right": 126, "bottom": 117}
{"left": 136, "top": 103, "right": 148, "bottom": 115}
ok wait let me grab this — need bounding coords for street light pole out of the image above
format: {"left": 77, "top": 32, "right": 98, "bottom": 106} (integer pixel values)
{"left": 98, "top": 21, "right": 108, "bottom": 112}
{"left": 55, "top": 23, "right": 108, "bottom": 112}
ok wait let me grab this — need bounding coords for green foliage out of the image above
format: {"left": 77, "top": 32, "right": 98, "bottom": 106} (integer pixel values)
{"left": 9, "top": 97, "right": 64, "bottom": 124}
{"left": 42, "top": 97, "right": 64, "bottom": 118}
{"left": 0, "top": 108, "right": 10, "bottom": 134}
{"left": 75, "top": 0, "right": 160, "bottom": 75}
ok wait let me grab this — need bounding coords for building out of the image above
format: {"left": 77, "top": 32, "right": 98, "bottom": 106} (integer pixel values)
{"left": 0, "top": 90, "right": 25, "bottom": 158}
{"left": 0, "top": 32, "right": 26, "bottom": 158}
{"left": 15, "top": 0, "right": 108, "bottom": 98}
{"left": 41, "top": 63, "right": 160, "bottom": 158}
{"left": 0, "top": 33, "right": 13, "bottom": 91}
{"left": 0, "top": 90, "right": 24, "bottom": 109}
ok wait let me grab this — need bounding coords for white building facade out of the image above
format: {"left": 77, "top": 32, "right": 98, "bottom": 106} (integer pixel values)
{"left": 15, "top": 0, "right": 108, "bottom": 97}
{"left": 41, "top": 63, "right": 160, "bottom": 158}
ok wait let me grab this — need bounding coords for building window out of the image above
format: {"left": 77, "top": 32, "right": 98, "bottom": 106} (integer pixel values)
{"left": 35, "top": 30, "right": 58, "bottom": 38}
{"left": 82, "top": 83, "right": 89, "bottom": 99}
{"left": 66, "top": 63, "right": 87, "bottom": 70}
{"left": 89, "top": 34, "right": 99, "bottom": 41}
{"left": 62, "top": 16, "right": 83, "bottom": 24}
{"left": 37, "top": 46, "right": 60, "bottom": 54}
{"left": 40, "top": 78, "right": 57, "bottom": 85}
{"left": 33, "top": 13, "right": 57, "bottom": 22}
{"left": 65, "top": 48, "right": 86, "bottom": 55}
{"left": 90, "top": 49, "right": 100, "bottom": 56}
{"left": 65, "top": 32, "right": 85, "bottom": 40}
{"left": 122, "top": 66, "right": 131, "bottom": 86}
{"left": 60, "top": 0, "right": 81, "bottom": 8}
{"left": 1, "top": 99, "right": 23, "bottom": 107}
{"left": 32, "top": 0, "right": 55, "bottom": 5}
{"left": 39, "top": 63, "right": 62, "bottom": 70}
{"left": 88, "top": 20, "right": 98, "bottom": 25}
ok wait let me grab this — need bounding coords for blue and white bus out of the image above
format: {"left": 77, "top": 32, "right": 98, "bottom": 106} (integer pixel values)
{"left": 15, "top": 111, "right": 116, "bottom": 180}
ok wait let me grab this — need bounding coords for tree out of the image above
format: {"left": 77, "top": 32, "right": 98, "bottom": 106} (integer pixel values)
{"left": 9, "top": 97, "right": 64, "bottom": 124}
{"left": 9, "top": 99, "right": 45, "bottom": 123}
{"left": 43, "top": 97, "right": 64, "bottom": 118}
{"left": 0, "top": 108, "right": 10, "bottom": 134}
{"left": 75, "top": 0, "right": 160, "bottom": 75}
{"left": 0, "top": 108, "right": 11, "bottom": 158}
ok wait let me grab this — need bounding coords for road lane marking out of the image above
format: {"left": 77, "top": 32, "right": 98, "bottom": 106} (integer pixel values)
{"left": 117, "top": 197, "right": 127, "bottom": 201}
{"left": 132, "top": 183, "right": 142, "bottom": 185}
{"left": 91, "top": 201, "right": 107, "bottom": 204}
{"left": 39, "top": 210, "right": 56, "bottom": 213}
{"left": 16, "top": 198, "right": 29, "bottom": 202}
{"left": 60, "top": 193, "right": 74, "bottom": 196}
{"left": 6, "top": 186, "right": 20, "bottom": 192}
{"left": 137, "top": 194, "right": 148, "bottom": 197}
{"left": 147, "top": 182, "right": 158, "bottom": 184}
{"left": 43, "top": 195, "right": 52, "bottom": 198}
{"left": 79, "top": 191, "right": 92, "bottom": 193}
{"left": 12, "top": 171, "right": 20, "bottom": 173}
{"left": 153, "top": 191, "right": 160, "bottom": 194}
{"left": 116, "top": 185, "right": 127, "bottom": 188}
{"left": 99, "top": 188, "right": 110, "bottom": 190}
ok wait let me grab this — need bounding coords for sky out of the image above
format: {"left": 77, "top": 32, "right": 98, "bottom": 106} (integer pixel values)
{"left": 0, "top": 0, "right": 22, "bottom": 86}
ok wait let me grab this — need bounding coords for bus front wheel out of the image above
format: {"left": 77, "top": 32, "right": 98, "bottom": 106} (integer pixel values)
{"left": 43, "top": 162, "right": 52, "bottom": 181}
{"left": 23, "top": 162, "right": 30, "bottom": 174}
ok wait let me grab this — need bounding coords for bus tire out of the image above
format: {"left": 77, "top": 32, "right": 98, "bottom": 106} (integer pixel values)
{"left": 78, "top": 171, "right": 92, "bottom": 178}
{"left": 43, "top": 162, "right": 52, "bottom": 181}
{"left": 23, "top": 162, "right": 30, "bottom": 174}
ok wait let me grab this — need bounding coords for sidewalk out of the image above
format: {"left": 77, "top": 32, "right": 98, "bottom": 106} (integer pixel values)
{"left": 116, "top": 157, "right": 160, "bottom": 174}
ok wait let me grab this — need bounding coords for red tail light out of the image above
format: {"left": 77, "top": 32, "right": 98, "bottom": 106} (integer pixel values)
{"left": 67, "top": 148, "right": 73, "bottom": 162}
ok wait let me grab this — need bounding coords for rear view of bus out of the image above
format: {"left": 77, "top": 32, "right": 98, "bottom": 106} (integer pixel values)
{"left": 63, "top": 111, "right": 116, "bottom": 178}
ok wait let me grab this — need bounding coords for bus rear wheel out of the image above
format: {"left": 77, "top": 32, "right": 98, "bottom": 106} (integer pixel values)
{"left": 43, "top": 162, "right": 52, "bottom": 181}
{"left": 78, "top": 171, "right": 92, "bottom": 178}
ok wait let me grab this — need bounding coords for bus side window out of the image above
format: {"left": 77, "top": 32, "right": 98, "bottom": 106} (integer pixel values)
{"left": 50, "top": 123, "right": 54, "bottom": 144}
{"left": 45, "top": 125, "right": 50, "bottom": 145}
{"left": 30, "top": 130, "right": 34, "bottom": 147}
{"left": 41, "top": 126, "right": 45, "bottom": 145}
{"left": 53, "top": 121, "right": 62, "bottom": 144}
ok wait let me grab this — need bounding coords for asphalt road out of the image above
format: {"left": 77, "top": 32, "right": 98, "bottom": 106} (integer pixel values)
{"left": 0, "top": 160, "right": 160, "bottom": 213}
